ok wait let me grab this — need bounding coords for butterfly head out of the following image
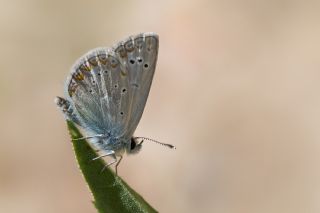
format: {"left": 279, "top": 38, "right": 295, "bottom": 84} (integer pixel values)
{"left": 127, "top": 137, "right": 144, "bottom": 154}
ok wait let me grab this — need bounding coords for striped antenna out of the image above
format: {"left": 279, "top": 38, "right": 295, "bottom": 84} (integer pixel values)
{"left": 134, "top": 137, "right": 176, "bottom": 149}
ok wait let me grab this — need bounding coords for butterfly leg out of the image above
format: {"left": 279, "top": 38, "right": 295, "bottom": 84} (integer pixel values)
{"left": 72, "top": 134, "right": 104, "bottom": 141}
{"left": 101, "top": 154, "right": 117, "bottom": 173}
{"left": 115, "top": 155, "right": 123, "bottom": 175}
{"left": 92, "top": 150, "right": 115, "bottom": 161}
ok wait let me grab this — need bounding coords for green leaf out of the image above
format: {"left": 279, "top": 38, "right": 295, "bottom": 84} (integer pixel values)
{"left": 67, "top": 121, "right": 158, "bottom": 213}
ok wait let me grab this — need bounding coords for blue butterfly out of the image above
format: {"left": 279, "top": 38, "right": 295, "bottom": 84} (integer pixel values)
{"left": 55, "top": 33, "right": 175, "bottom": 173}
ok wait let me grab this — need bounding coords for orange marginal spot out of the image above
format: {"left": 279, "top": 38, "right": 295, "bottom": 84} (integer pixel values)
{"left": 73, "top": 69, "right": 85, "bottom": 81}
{"left": 124, "top": 40, "right": 134, "bottom": 52}
{"left": 68, "top": 80, "right": 78, "bottom": 97}
{"left": 98, "top": 54, "right": 107, "bottom": 65}
{"left": 116, "top": 46, "right": 127, "bottom": 58}
{"left": 110, "top": 57, "right": 118, "bottom": 68}
{"left": 79, "top": 63, "right": 91, "bottom": 72}
{"left": 88, "top": 57, "right": 98, "bottom": 67}
{"left": 135, "top": 37, "right": 144, "bottom": 49}
{"left": 120, "top": 68, "right": 127, "bottom": 77}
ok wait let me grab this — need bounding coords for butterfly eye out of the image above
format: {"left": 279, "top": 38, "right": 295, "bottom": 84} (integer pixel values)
{"left": 121, "top": 88, "right": 127, "bottom": 94}
{"left": 114, "top": 84, "right": 118, "bottom": 88}
{"left": 144, "top": 63, "right": 149, "bottom": 68}
{"left": 120, "top": 111, "right": 124, "bottom": 116}
{"left": 130, "top": 139, "right": 136, "bottom": 150}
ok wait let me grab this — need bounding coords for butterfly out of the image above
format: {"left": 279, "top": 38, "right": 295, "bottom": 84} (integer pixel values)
{"left": 55, "top": 32, "right": 175, "bottom": 174}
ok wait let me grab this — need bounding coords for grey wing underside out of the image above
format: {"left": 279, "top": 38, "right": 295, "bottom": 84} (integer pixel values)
{"left": 57, "top": 33, "right": 158, "bottom": 138}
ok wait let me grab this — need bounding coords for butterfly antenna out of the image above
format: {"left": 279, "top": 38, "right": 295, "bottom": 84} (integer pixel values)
{"left": 135, "top": 137, "right": 176, "bottom": 149}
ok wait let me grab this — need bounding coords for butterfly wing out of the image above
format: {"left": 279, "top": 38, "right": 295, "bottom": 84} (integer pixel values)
{"left": 61, "top": 33, "right": 158, "bottom": 137}
{"left": 112, "top": 33, "right": 159, "bottom": 138}
{"left": 63, "top": 48, "right": 113, "bottom": 134}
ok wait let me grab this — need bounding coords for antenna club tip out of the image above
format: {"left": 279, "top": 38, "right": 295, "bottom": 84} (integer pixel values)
{"left": 170, "top": 145, "right": 177, "bottom": 149}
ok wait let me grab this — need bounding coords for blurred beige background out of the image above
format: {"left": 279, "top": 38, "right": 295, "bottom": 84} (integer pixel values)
{"left": 1, "top": 0, "right": 320, "bottom": 212}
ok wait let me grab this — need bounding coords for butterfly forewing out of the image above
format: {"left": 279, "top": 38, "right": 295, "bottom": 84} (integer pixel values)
{"left": 113, "top": 33, "right": 158, "bottom": 138}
